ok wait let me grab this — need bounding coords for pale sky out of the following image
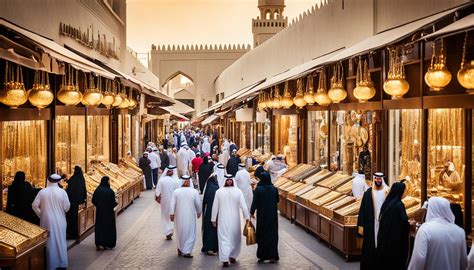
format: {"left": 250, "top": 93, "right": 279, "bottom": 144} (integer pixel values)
{"left": 126, "top": 0, "right": 319, "bottom": 54}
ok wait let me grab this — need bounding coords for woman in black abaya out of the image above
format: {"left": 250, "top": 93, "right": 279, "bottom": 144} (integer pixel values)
{"left": 201, "top": 174, "right": 219, "bottom": 255}
{"left": 6, "top": 171, "right": 38, "bottom": 224}
{"left": 66, "top": 166, "right": 87, "bottom": 239}
{"left": 376, "top": 182, "right": 410, "bottom": 269}
{"left": 250, "top": 172, "right": 279, "bottom": 263}
{"left": 92, "top": 176, "right": 118, "bottom": 250}
{"left": 198, "top": 156, "right": 213, "bottom": 194}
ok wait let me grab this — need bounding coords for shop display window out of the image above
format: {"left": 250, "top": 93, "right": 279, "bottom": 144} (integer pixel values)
{"left": 118, "top": 114, "right": 131, "bottom": 159}
{"left": 131, "top": 115, "right": 139, "bottom": 159}
{"left": 240, "top": 122, "right": 247, "bottom": 149}
{"left": 87, "top": 115, "right": 110, "bottom": 166}
{"left": 388, "top": 110, "right": 422, "bottom": 199}
{"left": 307, "top": 111, "right": 329, "bottom": 168}
{"left": 427, "top": 108, "right": 465, "bottom": 208}
{"left": 273, "top": 115, "right": 298, "bottom": 167}
{"left": 1, "top": 121, "right": 47, "bottom": 188}
{"left": 55, "top": 116, "right": 86, "bottom": 175}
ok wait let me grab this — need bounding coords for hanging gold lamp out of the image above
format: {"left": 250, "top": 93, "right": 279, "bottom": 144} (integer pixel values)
{"left": 82, "top": 75, "right": 103, "bottom": 106}
{"left": 425, "top": 39, "right": 451, "bottom": 91}
{"left": 328, "top": 62, "right": 347, "bottom": 103}
{"left": 128, "top": 88, "right": 137, "bottom": 109}
{"left": 293, "top": 78, "right": 307, "bottom": 109}
{"left": 353, "top": 57, "right": 376, "bottom": 103}
{"left": 118, "top": 86, "right": 130, "bottom": 109}
{"left": 313, "top": 69, "right": 331, "bottom": 106}
{"left": 1, "top": 62, "right": 28, "bottom": 109}
{"left": 303, "top": 74, "right": 315, "bottom": 105}
{"left": 280, "top": 81, "right": 294, "bottom": 108}
{"left": 271, "top": 86, "right": 282, "bottom": 109}
{"left": 457, "top": 32, "right": 474, "bottom": 93}
{"left": 101, "top": 80, "right": 115, "bottom": 108}
{"left": 383, "top": 47, "right": 410, "bottom": 99}
{"left": 28, "top": 70, "right": 54, "bottom": 109}
{"left": 57, "top": 66, "right": 83, "bottom": 106}
{"left": 112, "top": 83, "right": 123, "bottom": 107}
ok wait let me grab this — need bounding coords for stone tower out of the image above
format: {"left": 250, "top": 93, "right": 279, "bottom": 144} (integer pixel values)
{"left": 252, "top": 0, "right": 288, "bottom": 48}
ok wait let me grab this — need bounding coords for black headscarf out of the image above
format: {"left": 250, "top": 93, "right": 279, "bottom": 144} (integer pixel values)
{"left": 7, "top": 171, "right": 38, "bottom": 224}
{"left": 11, "top": 171, "right": 26, "bottom": 187}
{"left": 66, "top": 166, "right": 87, "bottom": 205}
{"left": 257, "top": 171, "right": 272, "bottom": 186}
{"left": 254, "top": 165, "right": 266, "bottom": 179}
{"left": 100, "top": 176, "right": 111, "bottom": 188}
{"left": 379, "top": 182, "right": 406, "bottom": 219}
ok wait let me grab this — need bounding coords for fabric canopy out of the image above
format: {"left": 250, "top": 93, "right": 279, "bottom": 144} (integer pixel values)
{"left": 201, "top": 115, "right": 220, "bottom": 126}
{"left": 421, "top": 13, "right": 474, "bottom": 40}
{"left": 160, "top": 106, "right": 189, "bottom": 121}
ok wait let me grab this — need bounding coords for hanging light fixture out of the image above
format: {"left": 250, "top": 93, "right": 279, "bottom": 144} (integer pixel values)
{"left": 101, "top": 80, "right": 115, "bottom": 108}
{"left": 1, "top": 62, "right": 28, "bottom": 109}
{"left": 313, "top": 69, "right": 331, "bottom": 106}
{"left": 353, "top": 57, "right": 376, "bottom": 103}
{"left": 82, "top": 75, "right": 103, "bottom": 106}
{"left": 271, "top": 86, "right": 282, "bottom": 109}
{"left": 280, "top": 81, "right": 294, "bottom": 108}
{"left": 28, "top": 70, "right": 54, "bottom": 109}
{"left": 328, "top": 62, "right": 347, "bottom": 103}
{"left": 118, "top": 86, "right": 130, "bottom": 109}
{"left": 383, "top": 47, "right": 410, "bottom": 99}
{"left": 425, "top": 39, "right": 451, "bottom": 91}
{"left": 303, "top": 74, "right": 315, "bottom": 104}
{"left": 457, "top": 32, "right": 474, "bottom": 93}
{"left": 257, "top": 93, "right": 267, "bottom": 110}
{"left": 57, "top": 66, "right": 83, "bottom": 106}
{"left": 128, "top": 88, "right": 137, "bottom": 109}
{"left": 112, "top": 82, "right": 123, "bottom": 107}
{"left": 293, "top": 78, "right": 307, "bottom": 109}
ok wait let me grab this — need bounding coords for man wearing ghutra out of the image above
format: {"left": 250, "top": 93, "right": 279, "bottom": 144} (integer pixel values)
{"left": 234, "top": 163, "right": 254, "bottom": 212}
{"left": 169, "top": 175, "right": 202, "bottom": 258}
{"left": 32, "top": 174, "right": 71, "bottom": 270}
{"left": 156, "top": 166, "right": 179, "bottom": 240}
{"left": 211, "top": 174, "right": 250, "bottom": 267}
{"left": 177, "top": 143, "right": 192, "bottom": 177}
{"left": 357, "top": 172, "right": 389, "bottom": 269}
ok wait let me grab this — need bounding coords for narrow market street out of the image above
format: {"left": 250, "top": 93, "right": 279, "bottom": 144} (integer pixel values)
{"left": 68, "top": 190, "right": 357, "bottom": 270}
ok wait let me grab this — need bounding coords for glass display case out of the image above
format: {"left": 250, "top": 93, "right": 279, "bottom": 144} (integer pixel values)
{"left": 388, "top": 110, "right": 422, "bottom": 198}
{"left": 427, "top": 108, "right": 465, "bottom": 207}
{"left": 307, "top": 111, "right": 329, "bottom": 168}
{"left": 87, "top": 115, "right": 110, "bottom": 167}
{"left": 256, "top": 120, "right": 271, "bottom": 154}
{"left": 118, "top": 114, "right": 131, "bottom": 159}
{"left": 55, "top": 116, "right": 86, "bottom": 175}
{"left": 273, "top": 115, "right": 298, "bottom": 167}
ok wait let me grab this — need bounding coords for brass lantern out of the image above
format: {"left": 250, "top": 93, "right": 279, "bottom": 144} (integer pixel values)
{"left": 425, "top": 39, "right": 451, "bottom": 91}
{"left": 383, "top": 48, "right": 410, "bottom": 99}
{"left": 271, "top": 86, "right": 282, "bottom": 109}
{"left": 28, "top": 70, "right": 54, "bottom": 109}
{"left": 303, "top": 74, "right": 315, "bottom": 105}
{"left": 112, "top": 83, "right": 123, "bottom": 107}
{"left": 82, "top": 75, "right": 103, "bottom": 106}
{"left": 1, "top": 62, "right": 28, "bottom": 109}
{"left": 458, "top": 33, "right": 474, "bottom": 93}
{"left": 293, "top": 78, "right": 307, "bottom": 108}
{"left": 353, "top": 58, "right": 376, "bottom": 103}
{"left": 280, "top": 81, "right": 294, "bottom": 108}
{"left": 128, "top": 89, "right": 137, "bottom": 109}
{"left": 313, "top": 69, "right": 331, "bottom": 106}
{"left": 57, "top": 66, "right": 83, "bottom": 106}
{"left": 328, "top": 62, "right": 347, "bottom": 103}
{"left": 101, "top": 80, "right": 115, "bottom": 108}
{"left": 118, "top": 89, "right": 130, "bottom": 109}
{"left": 266, "top": 89, "right": 274, "bottom": 109}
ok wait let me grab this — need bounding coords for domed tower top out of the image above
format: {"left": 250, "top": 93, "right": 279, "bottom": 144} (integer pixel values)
{"left": 252, "top": 0, "right": 287, "bottom": 47}
{"left": 258, "top": 0, "right": 285, "bottom": 7}
{"left": 257, "top": 0, "right": 285, "bottom": 19}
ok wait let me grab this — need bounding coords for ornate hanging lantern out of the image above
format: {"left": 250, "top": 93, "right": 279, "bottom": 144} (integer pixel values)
{"left": 118, "top": 86, "right": 130, "bottom": 109}
{"left": 457, "top": 33, "right": 474, "bottom": 93}
{"left": 112, "top": 83, "right": 123, "bottom": 107}
{"left": 101, "top": 80, "right": 115, "bottom": 108}
{"left": 303, "top": 74, "right": 315, "bottom": 104}
{"left": 280, "top": 81, "right": 294, "bottom": 108}
{"left": 28, "top": 70, "right": 54, "bottom": 109}
{"left": 128, "top": 88, "right": 137, "bottom": 109}
{"left": 257, "top": 93, "right": 266, "bottom": 110}
{"left": 328, "top": 62, "right": 347, "bottom": 103}
{"left": 1, "top": 62, "right": 28, "bottom": 109}
{"left": 383, "top": 47, "right": 410, "bottom": 99}
{"left": 425, "top": 39, "right": 451, "bottom": 91}
{"left": 57, "top": 66, "right": 83, "bottom": 106}
{"left": 353, "top": 57, "right": 376, "bottom": 103}
{"left": 271, "top": 86, "right": 282, "bottom": 109}
{"left": 293, "top": 78, "right": 307, "bottom": 109}
{"left": 82, "top": 75, "right": 103, "bottom": 106}
{"left": 313, "top": 69, "right": 331, "bottom": 106}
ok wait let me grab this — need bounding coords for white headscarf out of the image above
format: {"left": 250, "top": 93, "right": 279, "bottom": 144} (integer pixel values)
{"left": 448, "top": 161, "right": 455, "bottom": 172}
{"left": 159, "top": 166, "right": 179, "bottom": 183}
{"left": 179, "top": 175, "right": 191, "bottom": 187}
{"left": 215, "top": 164, "right": 225, "bottom": 187}
{"left": 425, "top": 197, "right": 455, "bottom": 223}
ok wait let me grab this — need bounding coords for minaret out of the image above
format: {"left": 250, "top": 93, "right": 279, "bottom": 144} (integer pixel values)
{"left": 252, "top": 0, "right": 287, "bottom": 48}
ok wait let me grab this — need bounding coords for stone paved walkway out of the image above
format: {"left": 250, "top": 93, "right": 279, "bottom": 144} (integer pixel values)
{"left": 68, "top": 190, "right": 358, "bottom": 269}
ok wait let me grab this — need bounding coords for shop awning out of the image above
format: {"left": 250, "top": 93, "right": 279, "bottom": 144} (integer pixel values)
{"left": 202, "top": 115, "right": 220, "bottom": 126}
{"left": 166, "top": 100, "right": 195, "bottom": 114}
{"left": 421, "top": 13, "right": 474, "bottom": 40}
{"left": 160, "top": 106, "right": 189, "bottom": 121}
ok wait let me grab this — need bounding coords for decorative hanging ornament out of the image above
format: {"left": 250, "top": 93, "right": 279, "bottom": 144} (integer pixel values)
{"left": 280, "top": 81, "right": 294, "bottom": 108}
{"left": 425, "top": 39, "right": 451, "bottom": 91}
{"left": 57, "top": 66, "right": 83, "bottom": 106}
{"left": 353, "top": 57, "right": 376, "bottom": 103}
{"left": 313, "top": 69, "right": 331, "bottom": 106}
{"left": 101, "top": 80, "right": 115, "bottom": 108}
{"left": 257, "top": 93, "right": 266, "bottom": 110}
{"left": 328, "top": 62, "right": 347, "bottom": 103}
{"left": 293, "top": 78, "right": 307, "bottom": 108}
{"left": 271, "top": 86, "right": 282, "bottom": 109}
{"left": 28, "top": 70, "right": 54, "bottom": 109}
{"left": 82, "top": 75, "right": 103, "bottom": 106}
{"left": 118, "top": 89, "right": 130, "bottom": 109}
{"left": 303, "top": 74, "right": 315, "bottom": 105}
{"left": 383, "top": 47, "right": 410, "bottom": 99}
{"left": 457, "top": 32, "right": 474, "bottom": 93}
{"left": 128, "top": 89, "right": 137, "bottom": 109}
{"left": 1, "top": 62, "right": 28, "bottom": 109}
{"left": 112, "top": 83, "right": 123, "bottom": 107}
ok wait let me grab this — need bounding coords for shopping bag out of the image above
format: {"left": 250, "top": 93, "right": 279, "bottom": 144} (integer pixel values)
{"left": 245, "top": 221, "right": 257, "bottom": 246}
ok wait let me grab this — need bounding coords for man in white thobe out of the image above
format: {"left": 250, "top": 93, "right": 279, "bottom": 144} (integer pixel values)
{"left": 219, "top": 148, "right": 230, "bottom": 167}
{"left": 155, "top": 166, "right": 179, "bottom": 240}
{"left": 177, "top": 143, "right": 192, "bottom": 177}
{"left": 234, "top": 163, "right": 254, "bottom": 212}
{"left": 149, "top": 147, "right": 161, "bottom": 188}
{"left": 32, "top": 174, "right": 71, "bottom": 270}
{"left": 267, "top": 155, "right": 288, "bottom": 183}
{"left": 185, "top": 144, "right": 196, "bottom": 161}
{"left": 211, "top": 174, "right": 250, "bottom": 267}
{"left": 169, "top": 175, "right": 202, "bottom": 258}
{"left": 201, "top": 136, "right": 211, "bottom": 155}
